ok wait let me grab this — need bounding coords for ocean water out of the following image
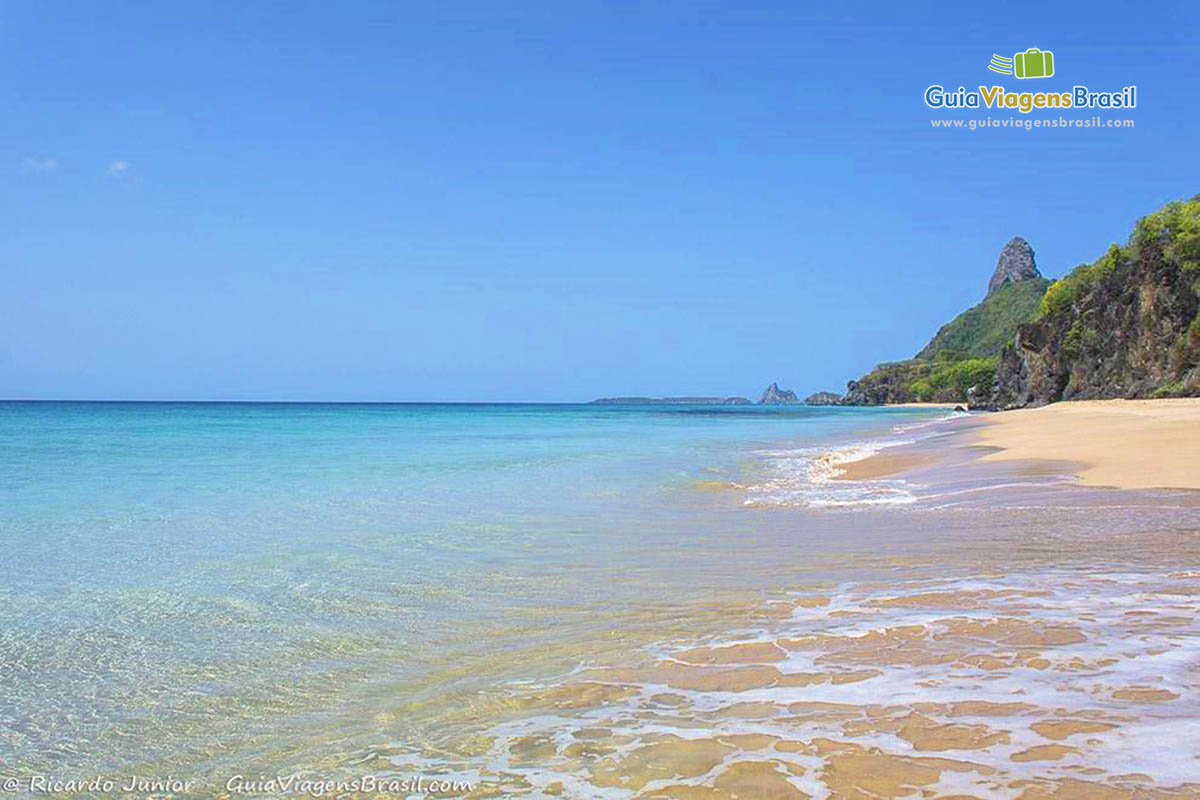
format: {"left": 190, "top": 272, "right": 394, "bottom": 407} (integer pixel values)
{"left": 0, "top": 403, "right": 941, "bottom": 774}
{"left": 2, "top": 401, "right": 1199, "bottom": 797}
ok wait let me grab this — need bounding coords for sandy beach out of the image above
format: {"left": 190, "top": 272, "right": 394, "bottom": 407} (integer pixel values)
{"left": 976, "top": 398, "right": 1200, "bottom": 490}
{"left": 837, "top": 399, "right": 1200, "bottom": 490}
{"left": 836, "top": 450, "right": 937, "bottom": 481}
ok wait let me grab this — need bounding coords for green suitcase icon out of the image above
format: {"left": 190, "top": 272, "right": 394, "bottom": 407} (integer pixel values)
{"left": 1014, "top": 48, "right": 1054, "bottom": 79}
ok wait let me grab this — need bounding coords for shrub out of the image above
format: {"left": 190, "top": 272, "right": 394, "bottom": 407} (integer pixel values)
{"left": 908, "top": 379, "right": 933, "bottom": 401}
{"left": 1152, "top": 380, "right": 1187, "bottom": 399}
{"left": 1175, "top": 314, "right": 1200, "bottom": 370}
{"left": 1133, "top": 197, "right": 1200, "bottom": 276}
{"left": 927, "top": 356, "right": 997, "bottom": 398}
{"left": 1038, "top": 244, "right": 1125, "bottom": 320}
{"left": 1039, "top": 275, "right": 1082, "bottom": 318}
{"left": 1063, "top": 320, "right": 1102, "bottom": 359}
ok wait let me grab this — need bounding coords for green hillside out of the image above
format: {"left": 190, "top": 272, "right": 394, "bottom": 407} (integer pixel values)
{"left": 991, "top": 196, "right": 1200, "bottom": 406}
{"left": 915, "top": 277, "right": 1051, "bottom": 360}
{"left": 843, "top": 354, "right": 1000, "bottom": 405}
{"left": 844, "top": 237, "right": 1050, "bottom": 405}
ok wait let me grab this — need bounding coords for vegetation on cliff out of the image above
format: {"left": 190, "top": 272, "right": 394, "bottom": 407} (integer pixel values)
{"left": 990, "top": 196, "right": 1200, "bottom": 407}
{"left": 844, "top": 352, "right": 998, "bottom": 405}
{"left": 916, "top": 278, "right": 1051, "bottom": 360}
{"left": 844, "top": 238, "right": 1048, "bottom": 405}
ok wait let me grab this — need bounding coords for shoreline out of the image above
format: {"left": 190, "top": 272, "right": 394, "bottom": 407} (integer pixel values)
{"left": 11, "top": 402, "right": 1200, "bottom": 796}
{"left": 883, "top": 402, "right": 963, "bottom": 408}
{"left": 975, "top": 398, "right": 1200, "bottom": 490}
{"left": 834, "top": 450, "right": 938, "bottom": 481}
{"left": 839, "top": 398, "right": 1200, "bottom": 491}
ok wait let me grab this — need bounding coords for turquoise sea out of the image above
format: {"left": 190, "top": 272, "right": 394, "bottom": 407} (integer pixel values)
{"left": 3, "top": 401, "right": 1199, "bottom": 796}
{"left": 0, "top": 402, "right": 951, "bottom": 775}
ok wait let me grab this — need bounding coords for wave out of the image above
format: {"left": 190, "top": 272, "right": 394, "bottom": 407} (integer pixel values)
{"left": 891, "top": 407, "right": 970, "bottom": 434}
{"left": 435, "top": 568, "right": 1200, "bottom": 797}
{"left": 741, "top": 438, "right": 921, "bottom": 508}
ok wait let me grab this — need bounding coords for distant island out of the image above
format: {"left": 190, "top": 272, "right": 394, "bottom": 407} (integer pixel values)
{"left": 756, "top": 384, "right": 840, "bottom": 406}
{"left": 803, "top": 391, "right": 843, "bottom": 405}
{"left": 589, "top": 386, "right": 844, "bottom": 406}
{"left": 759, "top": 382, "right": 799, "bottom": 404}
{"left": 590, "top": 387, "right": 846, "bottom": 407}
{"left": 589, "top": 396, "right": 751, "bottom": 405}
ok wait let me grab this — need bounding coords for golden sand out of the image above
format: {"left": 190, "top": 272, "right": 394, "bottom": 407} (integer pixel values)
{"left": 834, "top": 450, "right": 937, "bottom": 481}
{"left": 1030, "top": 720, "right": 1119, "bottom": 740}
{"left": 976, "top": 398, "right": 1200, "bottom": 489}
{"left": 1111, "top": 687, "right": 1180, "bottom": 703}
{"left": 378, "top": 410, "right": 1200, "bottom": 799}
{"left": 1011, "top": 744, "right": 1079, "bottom": 762}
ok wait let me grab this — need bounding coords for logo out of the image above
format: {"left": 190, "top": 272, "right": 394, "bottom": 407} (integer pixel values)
{"left": 924, "top": 46, "right": 1136, "bottom": 115}
{"left": 989, "top": 48, "right": 1055, "bottom": 79}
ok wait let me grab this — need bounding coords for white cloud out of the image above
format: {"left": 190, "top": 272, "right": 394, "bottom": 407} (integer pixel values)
{"left": 108, "top": 159, "right": 130, "bottom": 175}
{"left": 21, "top": 157, "right": 58, "bottom": 173}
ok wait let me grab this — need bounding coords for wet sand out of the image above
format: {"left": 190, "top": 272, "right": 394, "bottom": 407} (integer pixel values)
{"left": 391, "top": 562, "right": 1200, "bottom": 799}
{"left": 835, "top": 451, "right": 937, "bottom": 481}
{"left": 885, "top": 402, "right": 964, "bottom": 409}
{"left": 977, "top": 398, "right": 1200, "bottom": 490}
{"left": 362, "top": 410, "right": 1200, "bottom": 798}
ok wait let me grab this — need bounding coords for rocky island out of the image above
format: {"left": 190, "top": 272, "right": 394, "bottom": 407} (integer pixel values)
{"left": 803, "top": 391, "right": 843, "bottom": 405}
{"left": 589, "top": 396, "right": 751, "bottom": 405}
{"left": 758, "top": 383, "right": 799, "bottom": 404}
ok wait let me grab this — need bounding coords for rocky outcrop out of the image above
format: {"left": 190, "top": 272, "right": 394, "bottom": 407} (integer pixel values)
{"left": 989, "top": 198, "right": 1200, "bottom": 408}
{"left": 759, "top": 383, "right": 799, "bottom": 404}
{"left": 988, "top": 237, "right": 1041, "bottom": 296}
{"left": 804, "top": 391, "right": 843, "bottom": 405}
{"left": 843, "top": 361, "right": 940, "bottom": 405}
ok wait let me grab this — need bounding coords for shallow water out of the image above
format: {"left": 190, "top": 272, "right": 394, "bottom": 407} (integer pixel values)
{"left": 1, "top": 402, "right": 1198, "bottom": 797}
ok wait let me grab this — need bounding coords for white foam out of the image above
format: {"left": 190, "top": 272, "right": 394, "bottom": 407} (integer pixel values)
{"left": 891, "top": 408, "right": 970, "bottom": 434}
{"left": 741, "top": 439, "right": 920, "bottom": 508}
{"left": 456, "top": 568, "right": 1200, "bottom": 796}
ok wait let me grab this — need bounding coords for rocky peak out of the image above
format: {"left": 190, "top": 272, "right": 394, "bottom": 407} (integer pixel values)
{"left": 987, "top": 237, "right": 1041, "bottom": 296}
{"left": 759, "top": 382, "right": 799, "bottom": 404}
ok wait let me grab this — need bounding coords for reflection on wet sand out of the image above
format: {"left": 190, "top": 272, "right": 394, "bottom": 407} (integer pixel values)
{"left": 367, "top": 418, "right": 1200, "bottom": 799}
{"left": 387, "top": 567, "right": 1200, "bottom": 798}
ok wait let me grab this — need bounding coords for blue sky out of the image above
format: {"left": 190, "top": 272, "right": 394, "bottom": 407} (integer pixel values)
{"left": 4, "top": 1, "right": 1198, "bottom": 401}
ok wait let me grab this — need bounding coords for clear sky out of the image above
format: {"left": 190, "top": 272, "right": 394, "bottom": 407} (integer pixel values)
{"left": 4, "top": 1, "right": 1198, "bottom": 401}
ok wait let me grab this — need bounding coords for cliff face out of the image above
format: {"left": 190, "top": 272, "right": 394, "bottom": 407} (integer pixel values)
{"left": 988, "top": 237, "right": 1041, "bottom": 296}
{"left": 990, "top": 198, "right": 1200, "bottom": 408}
